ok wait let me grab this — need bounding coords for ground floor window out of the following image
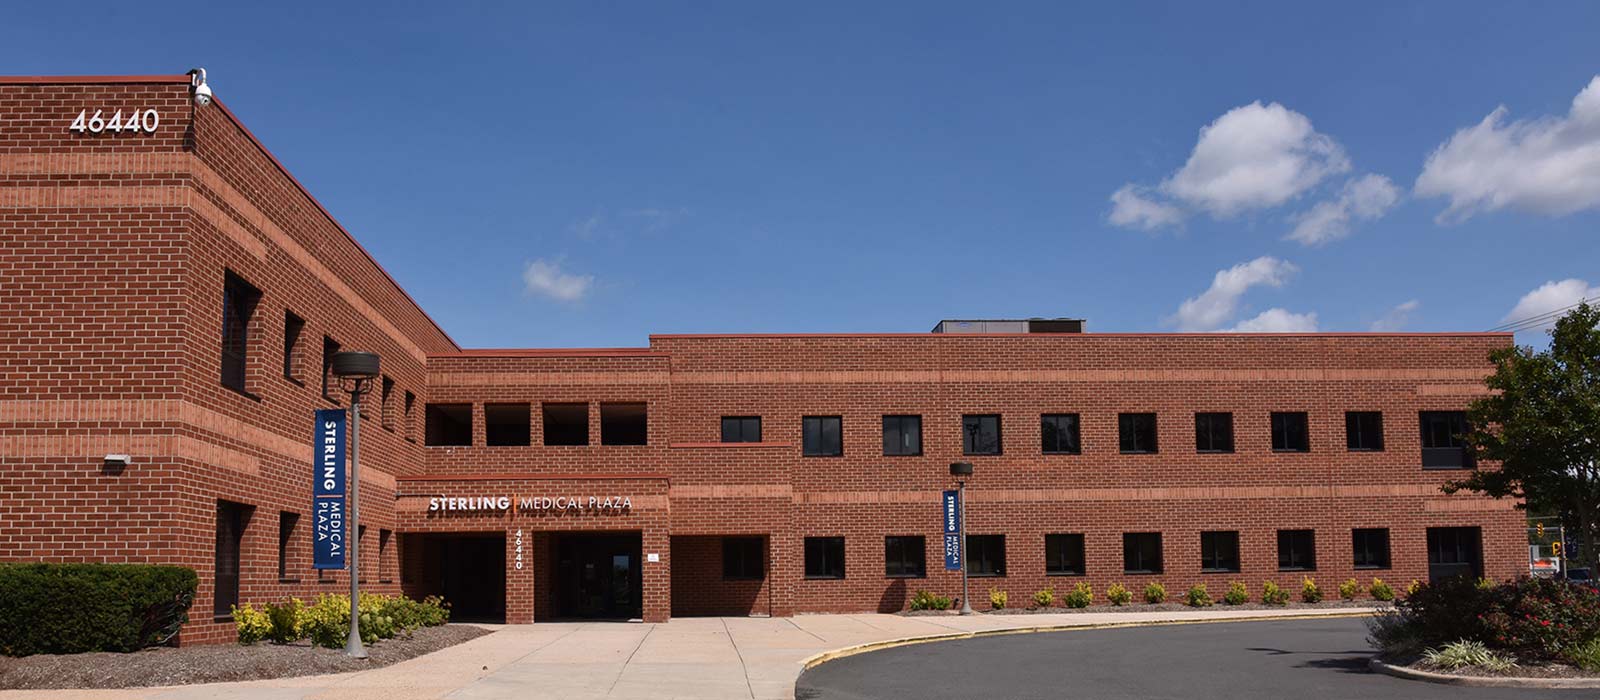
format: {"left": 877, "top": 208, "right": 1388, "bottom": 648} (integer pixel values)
{"left": 1277, "top": 529, "right": 1316, "bottom": 571}
{"left": 805, "top": 537, "right": 845, "bottom": 579}
{"left": 277, "top": 511, "right": 298, "bottom": 580}
{"left": 1352, "top": 528, "right": 1391, "bottom": 569}
{"left": 885, "top": 536, "right": 925, "bottom": 578}
{"left": 722, "top": 536, "right": 765, "bottom": 580}
{"left": 1200, "top": 531, "right": 1240, "bottom": 573}
{"left": 1045, "top": 533, "right": 1085, "bottom": 575}
{"left": 966, "top": 535, "right": 1006, "bottom": 577}
{"left": 215, "top": 500, "right": 251, "bottom": 618}
{"left": 1123, "top": 532, "right": 1163, "bottom": 574}
{"left": 1427, "top": 526, "right": 1482, "bottom": 582}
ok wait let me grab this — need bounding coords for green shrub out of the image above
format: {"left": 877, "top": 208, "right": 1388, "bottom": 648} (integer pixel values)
{"left": 1406, "top": 579, "right": 1422, "bottom": 598}
{"left": 1475, "top": 577, "right": 1494, "bottom": 591}
{"left": 302, "top": 594, "right": 352, "bottom": 649}
{"left": 265, "top": 599, "right": 306, "bottom": 643}
{"left": 1301, "top": 577, "right": 1323, "bottom": 603}
{"left": 1185, "top": 584, "right": 1213, "bottom": 608}
{"left": 1106, "top": 583, "right": 1132, "bottom": 606}
{"left": 1142, "top": 582, "right": 1166, "bottom": 604}
{"left": 1423, "top": 639, "right": 1518, "bottom": 673}
{"left": 1339, "top": 578, "right": 1362, "bottom": 601}
{"left": 1223, "top": 581, "right": 1249, "bottom": 605}
{"left": 1262, "top": 580, "right": 1289, "bottom": 605}
{"left": 1568, "top": 637, "right": 1600, "bottom": 672}
{"left": 1369, "top": 578, "right": 1395, "bottom": 602}
{"left": 1032, "top": 587, "right": 1055, "bottom": 609}
{"left": 0, "top": 563, "right": 197, "bottom": 656}
{"left": 988, "top": 588, "right": 1008, "bottom": 610}
{"left": 1380, "top": 576, "right": 1600, "bottom": 662}
{"left": 232, "top": 604, "right": 272, "bottom": 645}
{"left": 1063, "top": 582, "right": 1093, "bottom": 609}
{"left": 909, "top": 590, "right": 952, "bottom": 611}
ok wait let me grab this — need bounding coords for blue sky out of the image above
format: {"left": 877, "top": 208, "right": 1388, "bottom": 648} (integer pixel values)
{"left": 6, "top": 2, "right": 1598, "bottom": 348}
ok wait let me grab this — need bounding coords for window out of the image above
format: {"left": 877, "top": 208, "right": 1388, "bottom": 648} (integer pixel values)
{"left": 542, "top": 403, "right": 588, "bottom": 446}
{"left": 1200, "top": 531, "right": 1241, "bottom": 573}
{"left": 1271, "top": 412, "right": 1310, "bottom": 452}
{"left": 1119, "top": 413, "right": 1158, "bottom": 454}
{"left": 1277, "top": 529, "right": 1316, "bottom": 570}
{"left": 1045, "top": 533, "right": 1086, "bottom": 575}
{"left": 1346, "top": 411, "right": 1384, "bottom": 451}
{"left": 1041, "top": 414, "right": 1081, "bottom": 455}
{"left": 1194, "top": 412, "right": 1234, "bottom": 453}
{"left": 1353, "top": 528, "right": 1391, "bottom": 569}
{"left": 424, "top": 403, "right": 472, "bottom": 446}
{"left": 403, "top": 391, "right": 416, "bottom": 442}
{"left": 380, "top": 376, "right": 395, "bottom": 431}
{"left": 321, "top": 336, "right": 341, "bottom": 401}
{"left": 721, "top": 416, "right": 762, "bottom": 443}
{"left": 378, "top": 529, "right": 392, "bottom": 582}
{"left": 1123, "top": 532, "right": 1163, "bottom": 574}
{"left": 804, "top": 537, "right": 846, "bottom": 579}
{"left": 357, "top": 525, "right": 368, "bottom": 583}
{"left": 962, "top": 414, "right": 1002, "bottom": 455}
{"left": 966, "top": 535, "right": 1006, "bottom": 577}
{"left": 220, "top": 272, "right": 261, "bottom": 393}
{"left": 885, "top": 536, "right": 925, "bottom": 578}
{"left": 1427, "top": 527, "right": 1483, "bottom": 581}
{"left": 803, "top": 416, "right": 843, "bottom": 457}
{"left": 882, "top": 415, "right": 922, "bottom": 456}
{"left": 215, "top": 500, "right": 250, "bottom": 618}
{"left": 722, "top": 536, "right": 765, "bottom": 580}
{"left": 282, "top": 311, "right": 304, "bottom": 381}
{"left": 600, "top": 403, "right": 648, "bottom": 445}
{"left": 1420, "top": 411, "right": 1471, "bottom": 469}
{"left": 277, "top": 511, "right": 298, "bottom": 580}
{"left": 487, "top": 403, "right": 532, "bottom": 446}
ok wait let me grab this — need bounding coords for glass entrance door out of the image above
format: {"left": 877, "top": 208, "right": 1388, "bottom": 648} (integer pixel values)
{"left": 555, "top": 533, "right": 642, "bottom": 619}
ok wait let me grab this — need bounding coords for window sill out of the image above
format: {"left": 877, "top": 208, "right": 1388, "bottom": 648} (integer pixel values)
{"left": 962, "top": 453, "right": 1003, "bottom": 457}
{"left": 1272, "top": 449, "right": 1311, "bottom": 454}
{"left": 1278, "top": 567, "right": 1316, "bottom": 572}
{"left": 1201, "top": 569, "right": 1241, "bottom": 574}
{"left": 1123, "top": 570, "right": 1163, "bottom": 575}
{"left": 221, "top": 383, "right": 262, "bottom": 402}
{"left": 278, "top": 577, "right": 300, "bottom": 584}
{"left": 886, "top": 574, "right": 926, "bottom": 579}
{"left": 1119, "top": 451, "right": 1158, "bottom": 456}
{"left": 883, "top": 453, "right": 924, "bottom": 457}
{"left": 1042, "top": 451, "right": 1081, "bottom": 456}
{"left": 1348, "top": 447, "right": 1385, "bottom": 453}
{"left": 283, "top": 375, "right": 304, "bottom": 388}
{"left": 1354, "top": 565, "right": 1391, "bottom": 571}
{"left": 379, "top": 579, "right": 394, "bottom": 584}
{"left": 804, "top": 575, "right": 845, "bottom": 580}
{"left": 1046, "top": 571, "right": 1086, "bottom": 577}
{"left": 214, "top": 614, "right": 234, "bottom": 623}
{"left": 1196, "top": 450, "right": 1235, "bottom": 455}
{"left": 1422, "top": 465, "right": 1470, "bottom": 471}
{"left": 968, "top": 572, "right": 1005, "bottom": 578}
{"left": 424, "top": 444, "right": 472, "bottom": 448}
{"left": 723, "top": 577, "right": 765, "bottom": 582}
{"left": 802, "top": 454, "right": 844, "bottom": 458}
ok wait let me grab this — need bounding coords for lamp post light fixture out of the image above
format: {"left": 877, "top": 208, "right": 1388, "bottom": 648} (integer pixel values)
{"left": 949, "top": 461, "right": 974, "bottom": 615}
{"left": 330, "top": 350, "right": 380, "bottom": 659}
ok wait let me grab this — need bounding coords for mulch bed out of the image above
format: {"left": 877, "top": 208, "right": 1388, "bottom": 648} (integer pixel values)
{"left": 0, "top": 624, "right": 491, "bottom": 689}
{"left": 1385, "top": 653, "right": 1600, "bottom": 679}
{"left": 902, "top": 599, "right": 1394, "bottom": 616}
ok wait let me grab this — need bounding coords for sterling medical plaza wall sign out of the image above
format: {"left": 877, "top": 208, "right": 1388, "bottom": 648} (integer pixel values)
{"left": 427, "top": 495, "right": 634, "bottom": 515}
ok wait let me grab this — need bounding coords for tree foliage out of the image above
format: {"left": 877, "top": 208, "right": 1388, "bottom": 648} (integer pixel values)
{"left": 1445, "top": 303, "right": 1600, "bottom": 572}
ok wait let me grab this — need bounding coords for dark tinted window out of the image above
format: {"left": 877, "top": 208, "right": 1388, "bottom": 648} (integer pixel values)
{"left": 962, "top": 415, "right": 1002, "bottom": 455}
{"left": 803, "top": 416, "right": 843, "bottom": 457}
{"left": 966, "top": 535, "right": 1006, "bottom": 577}
{"left": 486, "top": 403, "right": 532, "bottom": 446}
{"left": 1119, "top": 413, "right": 1158, "bottom": 454}
{"left": 220, "top": 272, "right": 261, "bottom": 393}
{"left": 1045, "top": 533, "right": 1085, "bottom": 575}
{"left": 1353, "top": 528, "right": 1391, "bottom": 569}
{"left": 542, "top": 403, "right": 588, "bottom": 446}
{"left": 601, "top": 403, "right": 648, "bottom": 445}
{"left": 721, "top": 416, "right": 762, "bottom": 443}
{"left": 1041, "top": 414, "right": 1081, "bottom": 455}
{"left": 1346, "top": 411, "right": 1384, "bottom": 451}
{"left": 1427, "top": 527, "right": 1483, "bottom": 581}
{"left": 882, "top": 415, "right": 922, "bottom": 456}
{"left": 885, "top": 536, "right": 926, "bottom": 578}
{"left": 1277, "top": 529, "right": 1316, "bottom": 570}
{"left": 321, "top": 336, "right": 340, "bottom": 400}
{"left": 1123, "top": 532, "right": 1163, "bottom": 574}
{"left": 380, "top": 376, "right": 395, "bottom": 430}
{"left": 1420, "top": 411, "right": 1471, "bottom": 469}
{"left": 425, "top": 403, "right": 472, "bottom": 446}
{"left": 722, "top": 537, "right": 765, "bottom": 580}
{"left": 1200, "top": 531, "right": 1240, "bottom": 572}
{"left": 804, "top": 537, "right": 846, "bottom": 579}
{"left": 283, "top": 311, "right": 304, "bottom": 381}
{"left": 1195, "top": 412, "right": 1234, "bottom": 453}
{"left": 277, "top": 511, "right": 298, "bottom": 580}
{"left": 1271, "top": 412, "right": 1310, "bottom": 452}
{"left": 215, "top": 500, "right": 250, "bottom": 617}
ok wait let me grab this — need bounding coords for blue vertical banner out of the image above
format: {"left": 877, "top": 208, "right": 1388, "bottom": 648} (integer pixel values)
{"left": 942, "top": 489, "right": 962, "bottom": 571}
{"left": 313, "top": 408, "right": 347, "bottom": 570}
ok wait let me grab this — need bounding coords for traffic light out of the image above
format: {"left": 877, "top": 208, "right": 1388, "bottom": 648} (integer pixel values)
{"left": 1537, "top": 522, "right": 1546, "bottom": 539}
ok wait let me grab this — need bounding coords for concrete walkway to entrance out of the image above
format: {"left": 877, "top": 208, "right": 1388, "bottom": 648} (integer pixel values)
{"left": 0, "top": 608, "right": 1377, "bottom": 700}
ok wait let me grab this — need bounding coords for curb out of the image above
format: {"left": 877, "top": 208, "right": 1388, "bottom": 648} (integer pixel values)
{"left": 1367, "top": 658, "right": 1600, "bottom": 689}
{"left": 798, "top": 609, "right": 1377, "bottom": 672}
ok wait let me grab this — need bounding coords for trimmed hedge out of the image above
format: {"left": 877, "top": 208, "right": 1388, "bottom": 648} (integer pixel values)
{"left": 0, "top": 563, "right": 197, "bottom": 656}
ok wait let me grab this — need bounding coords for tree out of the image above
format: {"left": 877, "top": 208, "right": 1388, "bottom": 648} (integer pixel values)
{"left": 1444, "top": 302, "right": 1600, "bottom": 574}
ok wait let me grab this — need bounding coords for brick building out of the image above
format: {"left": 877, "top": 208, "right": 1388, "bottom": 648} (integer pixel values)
{"left": 0, "top": 74, "right": 1523, "bottom": 643}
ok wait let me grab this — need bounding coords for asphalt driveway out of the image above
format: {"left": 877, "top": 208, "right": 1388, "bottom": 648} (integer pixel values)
{"left": 795, "top": 618, "right": 1591, "bottom": 700}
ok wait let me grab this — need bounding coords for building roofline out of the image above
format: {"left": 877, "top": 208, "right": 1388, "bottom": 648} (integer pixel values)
{"left": 431, "top": 348, "right": 662, "bottom": 359}
{"left": 648, "top": 331, "right": 1515, "bottom": 340}
{"left": 0, "top": 74, "right": 193, "bottom": 84}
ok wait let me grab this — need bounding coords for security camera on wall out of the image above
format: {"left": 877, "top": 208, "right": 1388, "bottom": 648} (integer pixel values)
{"left": 189, "top": 68, "right": 212, "bottom": 106}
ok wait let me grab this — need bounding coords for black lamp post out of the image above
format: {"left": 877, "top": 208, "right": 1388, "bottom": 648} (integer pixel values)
{"left": 331, "top": 350, "right": 380, "bottom": 659}
{"left": 950, "top": 461, "right": 974, "bottom": 615}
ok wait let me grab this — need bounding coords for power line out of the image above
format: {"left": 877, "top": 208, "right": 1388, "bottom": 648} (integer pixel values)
{"left": 1488, "top": 297, "right": 1595, "bottom": 333}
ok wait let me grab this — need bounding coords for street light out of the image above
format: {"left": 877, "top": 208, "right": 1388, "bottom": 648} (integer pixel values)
{"left": 950, "top": 462, "right": 974, "bottom": 615}
{"left": 331, "top": 350, "right": 380, "bottom": 659}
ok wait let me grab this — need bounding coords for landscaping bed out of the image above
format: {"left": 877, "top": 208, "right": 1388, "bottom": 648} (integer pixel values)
{"left": 0, "top": 623, "right": 490, "bottom": 689}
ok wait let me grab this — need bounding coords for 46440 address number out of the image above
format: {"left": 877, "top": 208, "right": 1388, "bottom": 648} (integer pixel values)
{"left": 69, "top": 109, "right": 160, "bottom": 135}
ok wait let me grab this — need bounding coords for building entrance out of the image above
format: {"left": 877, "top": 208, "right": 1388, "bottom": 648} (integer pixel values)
{"left": 553, "top": 532, "right": 642, "bottom": 619}
{"left": 402, "top": 533, "right": 506, "bottom": 623}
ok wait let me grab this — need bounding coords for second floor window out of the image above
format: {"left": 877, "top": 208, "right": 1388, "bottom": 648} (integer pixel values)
{"left": 220, "top": 272, "right": 261, "bottom": 393}
{"left": 1119, "top": 413, "right": 1158, "bottom": 454}
{"left": 1346, "top": 411, "right": 1384, "bottom": 451}
{"left": 882, "top": 415, "right": 922, "bottom": 456}
{"left": 803, "top": 416, "right": 843, "bottom": 456}
{"left": 1420, "top": 411, "right": 1471, "bottom": 469}
{"left": 1194, "top": 412, "right": 1234, "bottom": 453}
{"left": 721, "top": 416, "right": 762, "bottom": 443}
{"left": 321, "top": 336, "right": 340, "bottom": 401}
{"left": 962, "top": 414, "right": 1002, "bottom": 455}
{"left": 1271, "top": 412, "right": 1310, "bottom": 452}
{"left": 282, "top": 311, "right": 304, "bottom": 381}
{"left": 1041, "top": 414, "right": 1081, "bottom": 455}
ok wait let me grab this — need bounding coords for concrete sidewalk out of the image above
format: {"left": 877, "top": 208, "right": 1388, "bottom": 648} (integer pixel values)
{"left": 0, "top": 608, "right": 1378, "bottom": 700}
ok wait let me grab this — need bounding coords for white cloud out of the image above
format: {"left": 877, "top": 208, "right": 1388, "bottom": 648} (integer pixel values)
{"left": 1287, "top": 174, "right": 1401, "bottom": 246}
{"left": 1416, "top": 76, "right": 1600, "bottom": 223}
{"left": 1370, "top": 299, "right": 1421, "bottom": 332}
{"left": 1502, "top": 279, "right": 1597, "bottom": 330}
{"left": 522, "top": 259, "right": 593, "bottom": 302}
{"left": 1229, "top": 308, "right": 1319, "bottom": 333}
{"left": 1109, "top": 184, "right": 1186, "bottom": 230}
{"left": 1162, "top": 101, "right": 1351, "bottom": 218}
{"left": 1168, "top": 256, "right": 1300, "bottom": 331}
